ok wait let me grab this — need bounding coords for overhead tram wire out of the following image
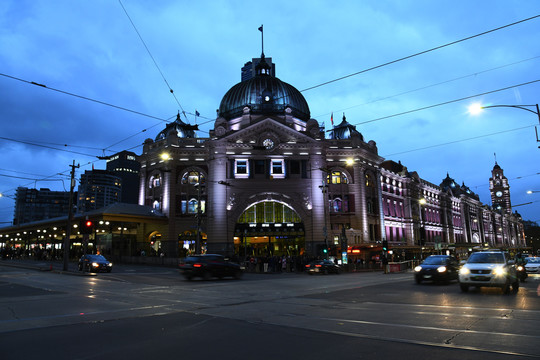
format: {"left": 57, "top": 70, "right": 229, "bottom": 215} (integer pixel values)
{"left": 351, "top": 79, "right": 540, "bottom": 127}
{"left": 382, "top": 124, "right": 534, "bottom": 158}
{"left": 0, "top": 73, "right": 171, "bottom": 124}
{"left": 118, "top": 0, "right": 190, "bottom": 123}
{"left": 299, "top": 14, "right": 540, "bottom": 94}
{"left": 312, "top": 55, "right": 540, "bottom": 119}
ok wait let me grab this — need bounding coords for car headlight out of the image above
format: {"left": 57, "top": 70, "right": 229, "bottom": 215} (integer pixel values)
{"left": 459, "top": 267, "right": 470, "bottom": 275}
{"left": 92, "top": 262, "right": 99, "bottom": 267}
{"left": 493, "top": 267, "right": 506, "bottom": 277}
{"left": 517, "top": 265, "right": 524, "bottom": 271}
{"left": 437, "top": 266, "right": 447, "bottom": 273}
{"left": 108, "top": 263, "right": 112, "bottom": 267}
{"left": 414, "top": 266, "right": 422, "bottom": 272}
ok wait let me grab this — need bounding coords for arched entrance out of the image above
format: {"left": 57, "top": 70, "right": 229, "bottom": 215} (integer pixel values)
{"left": 234, "top": 200, "right": 305, "bottom": 257}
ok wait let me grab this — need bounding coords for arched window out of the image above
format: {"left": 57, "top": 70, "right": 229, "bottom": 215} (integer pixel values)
{"left": 365, "top": 173, "right": 373, "bottom": 187}
{"left": 238, "top": 201, "right": 301, "bottom": 224}
{"left": 149, "top": 174, "right": 161, "bottom": 188}
{"left": 183, "top": 198, "right": 206, "bottom": 214}
{"left": 327, "top": 171, "right": 349, "bottom": 184}
{"left": 333, "top": 198, "right": 342, "bottom": 212}
{"left": 153, "top": 200, "right": 161, "bottom": 210}
{"left": 181, "top": 171, "right": 205, "bottom": 185}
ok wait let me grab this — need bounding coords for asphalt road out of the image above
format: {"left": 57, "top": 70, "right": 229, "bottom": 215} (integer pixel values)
{"left": 1, "top": 261, "right": 539, "bottom": 359}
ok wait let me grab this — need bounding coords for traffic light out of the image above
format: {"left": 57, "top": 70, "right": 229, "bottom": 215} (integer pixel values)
{"left": 382, "top": 240, "right": 388, "bottom": 252}
{"left": 80, "top": 219, "right": 94, "bottom": 234}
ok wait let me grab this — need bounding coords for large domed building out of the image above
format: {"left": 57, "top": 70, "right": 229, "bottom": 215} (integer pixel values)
{"left": 137, "top": 51, "right": 525, "bottom": 262}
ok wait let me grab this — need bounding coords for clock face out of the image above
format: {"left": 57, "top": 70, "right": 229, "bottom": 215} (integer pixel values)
{"left": 496, "top": 191, "right": 503, "bottom": 197}
{"left": 263, "top": 138, "right": 274, "bottom": 149}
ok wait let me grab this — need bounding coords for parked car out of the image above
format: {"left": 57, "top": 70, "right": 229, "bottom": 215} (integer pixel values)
{"left": 78, "top": 254, "right": 112, "bottom": 272}
{"left": 179, "top": 254, "right": 243, "bottom": 280}
{"left": 414, "top": 255, "right": 459, "bottom": 284}
{"left": 458, "top": 250, "right": 518, "bottom": 294}
{"left": 524, "top": 257, "right": 540, "bottom": 274}
{"left": 305, "top": 259, "right": 342, "bottom": 275}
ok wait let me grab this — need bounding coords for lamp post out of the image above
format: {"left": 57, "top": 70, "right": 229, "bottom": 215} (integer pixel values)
{"left": 319, "top": 179, "right": 329, "bottom": 259}
{"left": 419, "top": 198, "right": 427, "bottom": 260}
{"left": 468, "top": 103, "right": 540, "bottom": 146}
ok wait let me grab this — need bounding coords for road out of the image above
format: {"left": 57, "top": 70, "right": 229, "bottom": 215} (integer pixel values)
{"left": 1, "top": 261, "right": 539, "bottom": 359}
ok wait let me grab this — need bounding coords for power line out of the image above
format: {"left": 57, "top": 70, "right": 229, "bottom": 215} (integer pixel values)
{"left": 0, "top": 72, "right": 171, "bottom": 123}
{"left": 313, "top": 55, "right": 540, "bottom": 119}
{"left": 300, "top": 14, "right": 540, "bottom": 93}
{"left": 0, "top": 136, "right": 98, "bottom": 158}
{"left": 352, "top": 79, "right": 540, "bottom": 127}
{"left": 118, "top": 0, "right": 189, "bottom": 123}
{"left": 382, "top": 124, "right": 534, "bottom": 157}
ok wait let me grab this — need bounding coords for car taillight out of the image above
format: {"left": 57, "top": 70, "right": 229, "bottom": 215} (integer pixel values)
{"left": 305, "top": 265, "right": 310, "bottom": 268}
{"left": 193, "top": 263, "right": 202, "bottom": 268}
{"left": 315, "top": 264, "right": 322, "bottom": 268}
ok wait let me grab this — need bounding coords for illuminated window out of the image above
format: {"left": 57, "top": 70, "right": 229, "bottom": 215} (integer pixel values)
{"left": 235, "top": 159, "right": 249, "bottom": 178}
{"left": 328, "top": 171, "right": 348, "bottom": 184}
{"left": 181, "top": 171, "right": 205, "bottom": 185}
{"left": 153, "top": 200, "right": 161, "bottom": 210}
{"left": 184, "top": 199, "right": 206, "bottom": 214}
{"left": 270, "top": 159, "right": 285, "bottom": 178}
{"left": 149, "top": 174, "right": 161, "bottom": 188}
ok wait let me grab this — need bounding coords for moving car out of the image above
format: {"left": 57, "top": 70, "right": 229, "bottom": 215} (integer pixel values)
{"left": 458, "top": 250, "right": 518, "bottom": 294}
{"left": 179, "top": 254, "right": 243, "bottom": 280}
{"left": 78, "top": 254, "right": 112, "bottom": 272}
{"left": 305, "top": 259, "right": 342, "bottom": 275}
{"left": 524, "top": 257, "right": 540, "bottom": 274}
{"left": 414, "top": 255, "right": 459, "bottom": 284}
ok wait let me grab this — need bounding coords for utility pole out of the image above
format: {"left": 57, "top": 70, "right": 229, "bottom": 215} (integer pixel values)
{"left": 63, "top": 160, "right": 79, "bottom": 271}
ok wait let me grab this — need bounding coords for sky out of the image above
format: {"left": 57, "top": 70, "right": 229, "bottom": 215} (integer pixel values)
{"left": 1, "top": 0, "right": 539, "bottom": 227}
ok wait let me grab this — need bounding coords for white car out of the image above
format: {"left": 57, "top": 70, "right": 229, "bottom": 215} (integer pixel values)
{"left": 458, "top": 251, "right": 519, "bottom": 294}
{"left": 524, "top": 257, "right": 540, "bottom": 274}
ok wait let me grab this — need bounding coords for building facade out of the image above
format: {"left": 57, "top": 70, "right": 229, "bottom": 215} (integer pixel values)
{"left": 77, "top": 170, "right": 122, "bottom": 213}
{"left": 106, "top": 150, "right": 141, "bottom": 204}
{"left": 137, "top": 52, "right": 526, "bottom": 261}
{"left": 13, "top": 187, "right": 75, "bottom": 225}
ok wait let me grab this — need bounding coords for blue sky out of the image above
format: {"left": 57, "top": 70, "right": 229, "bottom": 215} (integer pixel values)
{"left": 1, "top": 0, "right": 539, "bottom": 226}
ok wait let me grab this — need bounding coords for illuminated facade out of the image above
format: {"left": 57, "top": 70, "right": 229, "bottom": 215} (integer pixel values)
{"left": 137, "top": 53, "right": 526, "bottom": 260}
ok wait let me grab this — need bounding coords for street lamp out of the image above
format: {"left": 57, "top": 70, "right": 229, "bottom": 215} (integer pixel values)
{"left": 468, "top": 103, "right": 540, "bottom": 146}
{"left": 526, "top": 190, "right": 540, "bottom": 194}
{"left": 418, "top": 198, "right": 427, "bottom": 260}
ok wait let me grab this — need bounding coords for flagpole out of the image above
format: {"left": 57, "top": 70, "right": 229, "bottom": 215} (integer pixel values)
{"left": 259, "top": 25, "right": 264, "bottom": 55}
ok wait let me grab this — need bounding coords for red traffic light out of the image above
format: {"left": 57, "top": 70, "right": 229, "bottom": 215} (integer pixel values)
{"left": 80, "top": 219, "right": 95, "bottom": 234}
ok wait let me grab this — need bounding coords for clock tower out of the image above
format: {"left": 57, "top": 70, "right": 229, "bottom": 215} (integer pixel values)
{"left": 489, "top": 162, "right": 512, "bottom": 214}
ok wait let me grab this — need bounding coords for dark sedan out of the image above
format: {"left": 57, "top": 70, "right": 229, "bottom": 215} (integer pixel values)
{"left": 78, "top": 254, "right": 112, "bottom": 273}
{"left": 305, "top": 259, "right": 342, "bottom": 275}
{"left": 414, "top": 255, "right": 459, "bottom": 284}
{"left": 179, "top": 254, "right": 243, "bottom": 280}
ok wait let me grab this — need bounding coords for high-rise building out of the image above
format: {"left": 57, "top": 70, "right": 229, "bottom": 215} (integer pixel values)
{"left": 106, "top": 150, "right": 140, "bottom": 204}
{"left": 13, "top": 187, "right": 75, "bottom": 225}
{"left": 77, "top": 170, "right": 122, "bottom": 213}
